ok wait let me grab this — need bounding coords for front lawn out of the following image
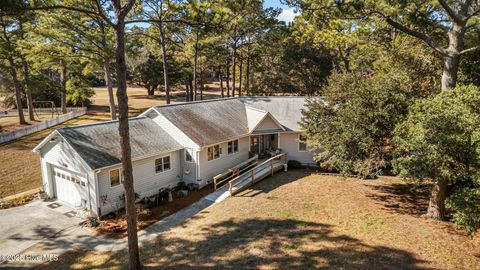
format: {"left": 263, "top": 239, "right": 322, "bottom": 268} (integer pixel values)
{"left": 37, "top": 171, "right": 480, "bottom": 269}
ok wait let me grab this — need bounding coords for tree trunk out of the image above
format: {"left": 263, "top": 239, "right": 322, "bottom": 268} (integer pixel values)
{"left": 441, "top": 22, "right": 466, "bottom": 92}
{"left": 189, "top": 79, "right": 194, "bottom": 102}
{"left": 219, "top": 73, "right": 224, "bottom": 98}
{"left": 59, "top": 61, "right": 68, "bottom": 114}
{"left": 158, "top": 20, "right": 170, "bottom": 104}
{"left": 226, "top": 60, "right": 230, "bottom": 97}
{"left": 185, "top": 80, "right": 190, "bottom": 102}
{"left": 147, "top": 87, "right": 155, "bottom": 97}
{"left": 200, "top": 71, "right": 204, "bottom": 100}
{"left": 21, "top": 56, "right": 34, "bottom": 121}
{"left": 238, "top": 59, "right": 242, "bottom": 96}
{"left": 245, "top": 53, "right": 250, "bottom": 96}
{"left": 103, "top": 60, "right": 116, "bottom": 120}
{"left": 8, "top": 57, "right": 26, "bottom": 125}
{"left": 231, "top": 46, "right": 236, "bottom": 97}
{"left": 441, "top": 54, "right": 460, "bottom": 91}
{"left": 426, "top": 179, "right": 448, "bottom": 220}
{"left": 114, "top": 17, "right": 141, "bottom": 270}
{"left": 193, "top": 27, "right": 199, "bottom": 101}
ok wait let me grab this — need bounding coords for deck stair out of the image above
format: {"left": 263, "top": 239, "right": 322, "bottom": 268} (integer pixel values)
{"left": 228, "top": 153, "right": 288, "bottom": 195}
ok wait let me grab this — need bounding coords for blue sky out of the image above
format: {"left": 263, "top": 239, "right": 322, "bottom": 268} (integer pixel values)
{"left": 263, "top": 0, "right": 298, "bottom": 23}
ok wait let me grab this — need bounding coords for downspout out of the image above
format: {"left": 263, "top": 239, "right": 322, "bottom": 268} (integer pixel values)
{"left": 196, "top": 149, "right": 201, "bottom": 185}
{"left": 86, "top": 173, "right": 93, "bottom": 216}
{"left": 94, "top": 169, "right": 101, "bottom": 216}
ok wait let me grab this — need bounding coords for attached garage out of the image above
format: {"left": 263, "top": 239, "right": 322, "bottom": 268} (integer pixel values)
{"left": 52, "top": 166, "right": 88, "bottom": 208}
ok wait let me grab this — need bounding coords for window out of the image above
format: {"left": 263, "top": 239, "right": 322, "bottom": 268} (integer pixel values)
{"left": 185, "top": 149, "right": 193, "bottom": 162}
{"left": 208, "top": 144, "right": 221, "bottom": 161}
{"left": 155, "top": 156, "right": 171, "bottom": 173}
{"left": 299, "top": 134, "right": 307, "bottom": 152}
{"left": 110, "top": 169, "right": 121, "bottom": 187}
{"left": 163, "top": 156, "right": 171, "bottom": 171}
{"left": 228, "top": 140, "right": 239, "bottom": 154}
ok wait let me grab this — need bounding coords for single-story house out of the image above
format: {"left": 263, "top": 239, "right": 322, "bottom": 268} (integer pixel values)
{"left": 33, "top": 97, "right": 317, "bottom": 216}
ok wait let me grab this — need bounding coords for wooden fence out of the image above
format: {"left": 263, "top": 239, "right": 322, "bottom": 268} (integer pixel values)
{"left": 0, "top": 107, "right": 87, "bottom": 144}
{"left": 0, "top": 107, "right": 83, "bottom": 118}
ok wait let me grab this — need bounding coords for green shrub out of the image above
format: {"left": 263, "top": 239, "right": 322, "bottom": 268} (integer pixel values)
{"left": 446, "top": 182, "right": 480, "bottom": 234}
{"left": 177, "top": 181, "right": 187, "bottom": 190}
{"left": 300, "top": 68, "right": 417, "bottom": 178}
{"left": 288, "top": 160, "right": 302, "bottom": 169}
{"left": 393, "top": 85, "right": 480, "bottom": 224}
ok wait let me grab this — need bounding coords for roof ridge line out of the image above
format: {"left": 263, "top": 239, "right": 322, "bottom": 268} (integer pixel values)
{"left": 155, "top": 97, "right": 239, "bottom": 108}
{"left": 58, "top": 116, "right": 147, "bottom": 130}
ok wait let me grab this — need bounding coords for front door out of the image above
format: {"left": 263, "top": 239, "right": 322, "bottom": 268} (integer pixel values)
{"left": 250, "top": 136, "right": 265, "bottom": 154}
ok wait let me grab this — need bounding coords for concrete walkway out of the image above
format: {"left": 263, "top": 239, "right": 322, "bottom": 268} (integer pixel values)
{"left": 1, "top": 186, "right": 232, "bottom": 269}
{"left": 0, "top": 200, "right": 83, "bottom": 259}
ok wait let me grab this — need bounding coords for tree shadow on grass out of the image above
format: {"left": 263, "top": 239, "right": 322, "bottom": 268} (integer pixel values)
{"left": 365, "top": 182, "right": 431, "bottom": 217}
{"left": 236, "top": 169, "right": 307, "bottom": 198}
{"left": 35, "top": 218, "right": 431, "bottom": 270}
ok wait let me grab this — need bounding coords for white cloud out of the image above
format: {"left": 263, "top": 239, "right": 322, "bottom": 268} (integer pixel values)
{"left": 277, "top": 8, "right": 297, "bottom": 23}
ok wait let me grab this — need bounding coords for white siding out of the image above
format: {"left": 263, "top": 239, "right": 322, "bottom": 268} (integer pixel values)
{"left": 255, "top": 114, "right": 282, "bottom": 130}
{"left": 96, "top": 150, "right": 182, "bottom": 215}
{"left": 150, "top": 113, "right": 199, "bottom": 149}
{"left": 41, "top": 137, "right": 91, "bottom": 175}
{"left": 279, "top": 132, "right": 316, "bottom": 165}
{"left": 182, "top": 148, "right": 198, "bottom": 183}
{"left": 198, "top": 136, "right": 250, "bottom": 186}
{"left": 39, "top": 138, "right": 99, "bottom": 215}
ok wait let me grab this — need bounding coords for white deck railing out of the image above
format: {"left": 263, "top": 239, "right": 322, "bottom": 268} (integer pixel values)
{"left": 213, "top": 155, "right": 259, "bottom": 190}
{"left": 228, "top": 153, "right": 288, "bottom": 195}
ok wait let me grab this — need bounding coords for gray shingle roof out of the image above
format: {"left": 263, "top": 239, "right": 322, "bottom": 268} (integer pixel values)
{"left": 240, "top": 97, "right": 307, "bottom": 131}
{"left": 57, "top": 117, "right": 182, "bottom": 170}
{"left": 152, "top": 97, "right": 310, "bottom": 146}
{"left": 154, "top": 98, "right": 249, "bottom": 146}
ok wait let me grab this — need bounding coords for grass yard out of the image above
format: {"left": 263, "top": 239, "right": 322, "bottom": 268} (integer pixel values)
{"left": 0, "top": 114, "right": 58, "bottom": 133}
{"left": 37, "top": 171, "right": 480, "bottom": 269}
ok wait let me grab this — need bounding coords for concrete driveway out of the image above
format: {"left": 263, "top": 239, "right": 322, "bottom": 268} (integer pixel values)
{"left": 0, "top": 199, "right": 84, "bottom": 263}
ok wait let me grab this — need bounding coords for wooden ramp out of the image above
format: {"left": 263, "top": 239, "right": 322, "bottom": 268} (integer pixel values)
{"left": 228, "top": 153, "right": 288, "bottom": 195}
{"left": 213, "top": 155, "right": 259, "bottom": 190}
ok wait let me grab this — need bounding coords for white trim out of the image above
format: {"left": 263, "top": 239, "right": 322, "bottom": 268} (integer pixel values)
{"left": 92, "top": 147, "right": 183, "bottom": 171}
{"left": 109, "top": 168, "right": 123, "bottom": 188}
{"left": 227, "top": 139, "right": 239, "bottom": 155}
{"left": 32, "top": 131, "right": 58, "bottom": 152}
{"left": 298, "top": 134, "right": 308, "bottom": 152}
{"left": 207, "top": 144, "right": 221, "bottom": 161}
{"left": 184, "top": 148, "right": 194, "bottom": 163}
{"left": 154, "top": 155, "right": 172, "bottom": 174}
{"left": 250, "top": 112, "right": 286, "bottom": 133}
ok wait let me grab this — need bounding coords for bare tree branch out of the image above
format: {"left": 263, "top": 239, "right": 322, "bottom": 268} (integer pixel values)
{"left": 437, "top": 0, "right": 462, "bottom": 24}
{"left": 460, "top": 45, "right": 480, "bottom": 54}
{"left": 374, "top": 11, "right": 447, "bottom": 56}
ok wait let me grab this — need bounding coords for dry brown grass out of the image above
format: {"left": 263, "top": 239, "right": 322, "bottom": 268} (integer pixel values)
{"left": 37, "top": 171, "right": 480, "bottom": 270}
{"left": 0, "top": 114, "right": 58, "bottom": 133}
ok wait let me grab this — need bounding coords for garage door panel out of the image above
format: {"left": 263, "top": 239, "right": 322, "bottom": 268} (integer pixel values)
{"left": 52, "top": 167, "right": 87, "bottom": 208}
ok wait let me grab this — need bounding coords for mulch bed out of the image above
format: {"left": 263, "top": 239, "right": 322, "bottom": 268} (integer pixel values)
{"left": 93, "top": 185, "right": 214, "bottom": 238}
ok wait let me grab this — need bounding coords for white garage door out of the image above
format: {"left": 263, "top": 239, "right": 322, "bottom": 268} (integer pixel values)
{"left": 52, "top": 167, "right": 88, "bottom": 208}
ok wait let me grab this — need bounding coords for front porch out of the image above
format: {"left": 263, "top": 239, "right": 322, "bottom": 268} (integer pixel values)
{"left": 249, "top": 133, "right": 282, "bottom": 158}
